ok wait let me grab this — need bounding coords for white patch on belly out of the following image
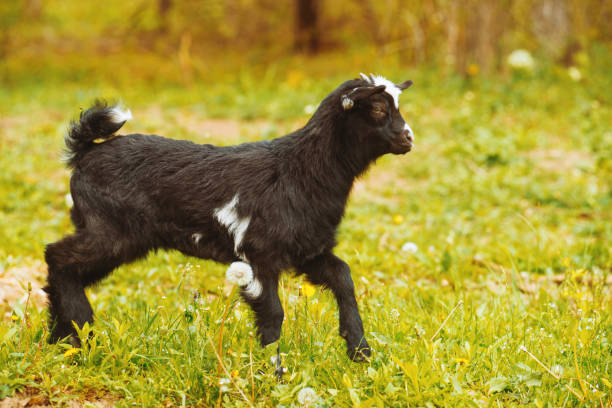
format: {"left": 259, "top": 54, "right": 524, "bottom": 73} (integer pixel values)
{"left": 243, "top": 278, "right": 263, "bottom": 299}
{"left": 214, "top": 194, "right": 250, "bottom": 257}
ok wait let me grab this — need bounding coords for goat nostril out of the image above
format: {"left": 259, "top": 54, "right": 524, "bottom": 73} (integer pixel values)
{"left": 402, "top": 130, "right": 413, "bottom": 143}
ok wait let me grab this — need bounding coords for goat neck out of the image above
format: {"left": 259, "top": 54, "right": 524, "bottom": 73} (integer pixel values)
{"left": 280, "top": 109, "right": 379, "bottom": 198}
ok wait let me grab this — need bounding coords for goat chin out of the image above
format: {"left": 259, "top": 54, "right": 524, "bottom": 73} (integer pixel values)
{"left": 46, "top": 74, "right": 414, "bottom": 362}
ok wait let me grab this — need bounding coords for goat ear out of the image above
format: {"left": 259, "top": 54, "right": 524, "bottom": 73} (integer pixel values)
{"left": 342, "top": 85, "right": 386, "bottom": 110}
{"left": 396, "top": 80, "right": 413, "bottom": 90}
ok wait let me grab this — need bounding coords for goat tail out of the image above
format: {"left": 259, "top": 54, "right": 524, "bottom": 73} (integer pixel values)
{"left": 63, "top": 100, "right": 132, "bottom": 167}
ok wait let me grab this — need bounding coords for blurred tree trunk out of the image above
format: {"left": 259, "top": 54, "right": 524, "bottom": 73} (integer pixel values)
{"left": 0, "top": 1, "right": 23, "bottom": 58}
{"left": 295, "top": 0, "right": 320, "bottom": 53}
{"left": 532, "top": 0, "right": 571, "bottom": 60}
{"left": 446, "top": 1, "right": 508, "bottom": 74}
{"left": 157, "top": 0, "right": 172, "bottom": 34}
{"left": 23, "top": 0, "right": 42, "bottom": 20}
{"left": 446, "top": 1, "right": 460, "bottom": 69}
{"left": 474, "top": 1, "right": 507, "bottom": 72}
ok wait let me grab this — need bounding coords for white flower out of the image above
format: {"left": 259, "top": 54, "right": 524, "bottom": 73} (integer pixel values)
{"left": 390, "top": 309, "right": 400, "bottom": 322}
{"left": 225, "top": 262, "right": 253, "bottom": 286}
{"left": 304, "top": 104, "right": 316, "bottom": 115}
{"left": 297, "top": 387, "right": 318, "bottom": 406}
{"left": 401, "top": 242, "right": 418, "bottom": 254}
{"left": 219, "top": 377, "right": 230, "bottom": 393}
{"left": 551, "top": 364, "right": 564, "bottom": 377}
{"left": 507, "top": 49, "right": 535, "bottom": 70}
{"left": 568, "top": 66, "right": 582, "bottom": 81}
{"left": 65, "top": 193, "right": 73, "bottom": 207}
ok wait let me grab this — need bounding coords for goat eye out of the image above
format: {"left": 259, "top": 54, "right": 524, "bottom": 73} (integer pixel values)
{"left": 371, "top": 106, "right": 386, "bottom": 117}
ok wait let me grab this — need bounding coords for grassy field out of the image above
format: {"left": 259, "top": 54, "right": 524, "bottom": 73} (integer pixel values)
{"left": 0, "top": 48, "right": 611, "bottom": 407}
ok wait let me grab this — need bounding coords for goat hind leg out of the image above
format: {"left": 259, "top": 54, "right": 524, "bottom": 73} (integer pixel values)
{"left": 45, "top": 276, "right": 92, "bottom": 345}
{"left": 44, "top": 233, "right": 124, "bottom": 344}
{"left": 298, "top": 253, "right": 371, "bottom": 361}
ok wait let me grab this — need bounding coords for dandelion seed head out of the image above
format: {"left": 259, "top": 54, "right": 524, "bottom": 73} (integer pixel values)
{"left": 507, "top": 49, "right": 535, "bottom": 70}
{"left": 225, "top": 262, "right": 253, "bottom": 286}
{"left": 401, "top": 242, "right": 418, "bottom": 254}
{"left": 568, "top": 66, "right": 582, "bottom": 81}
{"left": 304, "top": 104, "right": 316, "bottom": 115}
{"left": 297, "top": 387, "right": 318, "bottom": 406}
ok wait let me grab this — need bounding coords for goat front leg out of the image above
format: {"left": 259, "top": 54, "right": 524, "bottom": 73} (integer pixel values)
{"left": 238, "top": 267, "right": 284, "bottom": 347}
{"left": 298, "top": 253, "right": 371, "bottom": 361}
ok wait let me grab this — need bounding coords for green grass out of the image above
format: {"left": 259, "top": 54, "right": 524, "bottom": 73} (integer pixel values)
{"left": 0, "top": 48, "right": 611, "bottom": 407}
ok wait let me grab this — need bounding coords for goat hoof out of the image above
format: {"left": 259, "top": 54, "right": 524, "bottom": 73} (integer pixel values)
{"left": 48, "top": 324, "right": 77, "bottom": 345}
{"left": 48, "top": 332, "right": 80, "bottom": 348}
{"left": 258, "top": 327, "right": 281, "bottom": 347}
{"left": 347, "top": 339, "right": 371, "bottom": 362}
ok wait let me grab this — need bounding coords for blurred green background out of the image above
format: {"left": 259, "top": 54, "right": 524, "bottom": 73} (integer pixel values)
{"left": 0, "top": 1, "right": 611, "bottom": 406}
{"left": 1, "top": 0, "right": 611, "bottom": 96}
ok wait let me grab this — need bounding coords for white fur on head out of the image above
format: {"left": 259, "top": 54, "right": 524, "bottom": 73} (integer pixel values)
{"left": 360, "top": 73, "right": 402, "bottom": 108}
{"left": 109, "top": 106, "right": 133, "bottom": 124}
{"left": 404, "top": 123, "right": 414, "bottom": 141}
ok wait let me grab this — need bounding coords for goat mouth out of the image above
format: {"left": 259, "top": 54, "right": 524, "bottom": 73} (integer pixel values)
{"left": 394, "top": 134, "right": 413, "bottom": 153}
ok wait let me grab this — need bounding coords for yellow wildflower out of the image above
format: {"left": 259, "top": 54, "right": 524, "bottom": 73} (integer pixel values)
{"left": 467, "top": 63, "right": 479, "bottom": 76}
{"left": 301, "top": 281, "right": 316, "bottom": 297}
{"left": 286, "top": 70, "right": 305, "bottom": 88}
{"left": 63, "top": 348, "right": 80, "bottom": 358}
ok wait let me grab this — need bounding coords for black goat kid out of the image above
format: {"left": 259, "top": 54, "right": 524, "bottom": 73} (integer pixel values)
{"left": 45, "top": 74, "right": 414, "bottom": 361}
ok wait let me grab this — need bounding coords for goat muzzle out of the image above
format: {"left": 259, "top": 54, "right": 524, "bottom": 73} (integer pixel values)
{"left": 402, "top": 129, "right": 414, "bottom": 144}
{"left": 391, "top": 129, "right": 413, "bottom": 154}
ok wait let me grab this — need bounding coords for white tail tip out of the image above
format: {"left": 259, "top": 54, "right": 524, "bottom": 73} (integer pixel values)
{"left": 109, "top": 106, "right": 133, "bottom": 124}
